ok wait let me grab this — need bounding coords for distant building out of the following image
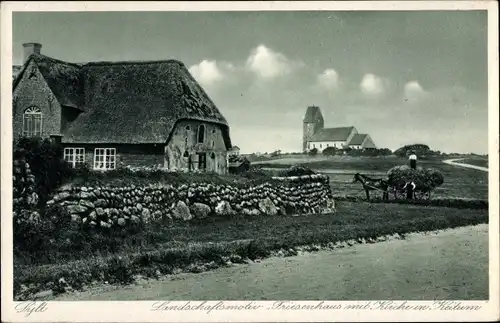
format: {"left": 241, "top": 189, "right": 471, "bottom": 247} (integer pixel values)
{"left": 302, "top": 106, "right": 376, "bottom": 152}
{"left": 12, "top": 43, "right": 232, "bottom": 174}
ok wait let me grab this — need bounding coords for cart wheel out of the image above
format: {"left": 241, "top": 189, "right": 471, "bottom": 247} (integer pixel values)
{"left": 393, "top": 188, "right": 405, "bottom": 200}
{"left": 414, "top": 191, "right": 431, "bottom": 200}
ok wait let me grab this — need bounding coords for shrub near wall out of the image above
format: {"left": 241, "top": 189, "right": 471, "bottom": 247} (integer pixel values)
{"left": 47, "top": 173, "right": 335, "bottom": 230}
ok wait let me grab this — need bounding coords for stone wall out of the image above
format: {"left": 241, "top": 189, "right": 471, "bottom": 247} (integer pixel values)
{"left": 13, "top": 159, "right": 41, "bottom": 224}
{"left": 47, "top": 174, "right": 335, "bottom": 229}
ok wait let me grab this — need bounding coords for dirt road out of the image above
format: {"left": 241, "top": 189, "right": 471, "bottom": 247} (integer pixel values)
{"left": 55, "top": 224, "right": 489, "bottom": 301}
{"left": 443, "top": 159, "right": 489, "bottom": 172}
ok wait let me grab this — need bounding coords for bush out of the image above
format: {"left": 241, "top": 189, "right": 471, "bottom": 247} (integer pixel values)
{"left": 343, "top": 148, "right": 393, "bottom": 157}
{"left": 393, "top": 144, "right": 441, "bottom": 158}
{"left": 278, "top": 165, "right": 316, "bottom": 177}
{"left": 322, "top": 147, "right": 338, "bottom": 156}
{"left": 13, "top": 137, "right": 74, "bottom": 205}
{"left": 308, "top": 148, "right": 318, "bottom": 156}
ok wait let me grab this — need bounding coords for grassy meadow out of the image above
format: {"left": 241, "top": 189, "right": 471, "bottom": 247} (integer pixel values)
{"left": 254, "top": 156, "right": 488, "bottom": 200}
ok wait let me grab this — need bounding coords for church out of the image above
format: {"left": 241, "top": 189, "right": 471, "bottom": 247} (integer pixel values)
{"left": 302, "top": 106, "right": 376, "bottom": 152}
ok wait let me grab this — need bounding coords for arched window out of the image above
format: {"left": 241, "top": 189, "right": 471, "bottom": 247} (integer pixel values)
{"left": 23, "top": 107, "right": 42, "bottom": 137}
{"left": 197, "top": 124, "right": 206, "bottom": 143}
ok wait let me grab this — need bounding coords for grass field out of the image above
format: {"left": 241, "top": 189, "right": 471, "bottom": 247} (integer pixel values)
{"left": 255, "top": 156, "right": 488, "bottom": 200}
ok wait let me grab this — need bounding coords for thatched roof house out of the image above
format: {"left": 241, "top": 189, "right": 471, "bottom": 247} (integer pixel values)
{"left": 13, "top": 43, "right": 232, "bottom": 174}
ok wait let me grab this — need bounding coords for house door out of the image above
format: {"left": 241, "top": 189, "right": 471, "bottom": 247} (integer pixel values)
{"left": 197, "top": 152, "right": 207, "bottom": 170}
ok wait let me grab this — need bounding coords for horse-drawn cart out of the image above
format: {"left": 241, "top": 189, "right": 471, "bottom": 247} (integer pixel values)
{"left": 387, "top": 165, "right": 444, "bottom": 201}
{"left": 389, "top": 180, "right": 433, "bottom": 200}
{"left": 352, "top": 165, "right": 444, "bottom": 201}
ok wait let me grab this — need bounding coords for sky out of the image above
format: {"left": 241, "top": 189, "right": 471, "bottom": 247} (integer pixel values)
{"left": 12, "top": 11, "right": 489, "bottom": 154}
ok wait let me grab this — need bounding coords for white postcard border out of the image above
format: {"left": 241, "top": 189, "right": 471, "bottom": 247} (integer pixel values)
{"left": 1, "top": 1, "right": 499, "bottom": 322}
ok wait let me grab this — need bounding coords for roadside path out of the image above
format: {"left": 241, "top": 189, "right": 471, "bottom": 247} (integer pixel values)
{"left": 443, "top": 159, "right": 488, "bottom": 172}
{"left": 54, "top": 224, "right": 489, "bottom": 301}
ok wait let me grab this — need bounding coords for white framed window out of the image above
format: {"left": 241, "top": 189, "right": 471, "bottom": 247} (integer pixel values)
{"left": 93, "top": 148, "right": 116, "bottom": 170}
{"left": 64, "top": 148, "right": 85, "bottom": 168}
{"left": 23, "top": 106, "right": 42, "bottom": 137}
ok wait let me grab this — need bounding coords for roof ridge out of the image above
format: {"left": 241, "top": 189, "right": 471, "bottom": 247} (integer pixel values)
{"left": 31, "top": 53, "right": 82, "bottom": 68}
{"left": 83, "top": 59, "right": 185, "bottom": 67}
{"left": 29, "top": 53, "right": 186, "bottom": 69}
{"left": 322, "top": 126, "right": 354, "bottom": 130}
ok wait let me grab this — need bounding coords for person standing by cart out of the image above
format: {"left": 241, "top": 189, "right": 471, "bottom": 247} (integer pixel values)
{"left": 409, "top": 150, "right": 417, "bottom": 169}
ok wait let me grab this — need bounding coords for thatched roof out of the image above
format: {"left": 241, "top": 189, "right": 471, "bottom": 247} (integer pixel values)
{"left": 13, "top": 54, "right": 83, "bottom": 109}
{"left": 310, "top": 126, "right": 355, "bottom": 142}
{"left": 348, "top": 134, "right": 368, "bottom": 145}
{"left": 13, "top": 54, "right": 231, "bottom": 148}
{"left": 12, "top": 65, "right": 22, "bottom": 80}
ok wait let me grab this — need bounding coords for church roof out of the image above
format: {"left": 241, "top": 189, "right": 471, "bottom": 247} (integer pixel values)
{"left": 310, "top": 126, "right": 355, "bottom": 142}
{"left": 348, "top": 134, "right": 369, "bottom": 145}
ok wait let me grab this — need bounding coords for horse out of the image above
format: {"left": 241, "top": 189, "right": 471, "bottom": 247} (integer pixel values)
{"left": 352, "top": 173, "right": 389, "bottom": 201}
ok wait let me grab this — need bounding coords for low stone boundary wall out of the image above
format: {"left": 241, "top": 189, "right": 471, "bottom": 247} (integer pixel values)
{"left": 47, "top": 174, "right": 335, "bottom": 228}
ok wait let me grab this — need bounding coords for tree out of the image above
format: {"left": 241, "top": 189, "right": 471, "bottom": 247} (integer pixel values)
{"left": 394, "top": 144, "right": 431, "bottom": 157}
{"left": 322, "top": 146, "right": 337, "bottom": 156}
{"left": 308, "top": 148, "right": 318, "bottom": 156}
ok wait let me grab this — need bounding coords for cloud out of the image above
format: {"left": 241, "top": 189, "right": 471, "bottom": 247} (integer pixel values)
{"left": 360, "top": 73, "right": 387, "bottom": 96}
{"left": 317, "top": 68, "right": 340, "bottom": 91}
{"left": 246, "top": 45, "right": 294, "bottom": 79}
{"left": 404, "top": 81, "right": 426, "bottom": 100}
{"left": 188, "top": 60, "right": 226, "bottom": 86}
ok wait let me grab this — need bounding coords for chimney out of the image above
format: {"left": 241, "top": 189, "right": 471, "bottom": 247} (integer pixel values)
{"left": 23, "top": 43, "right": 42, "bottom": 63}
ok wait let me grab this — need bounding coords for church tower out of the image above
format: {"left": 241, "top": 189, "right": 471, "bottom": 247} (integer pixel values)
{"left": 303, "top": 106, "right": 324, "bottom": 151}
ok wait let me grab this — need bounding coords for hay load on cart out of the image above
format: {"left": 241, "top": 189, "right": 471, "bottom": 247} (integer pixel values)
{"left": 387, "top": 165, "right": 444, "bottom": 200}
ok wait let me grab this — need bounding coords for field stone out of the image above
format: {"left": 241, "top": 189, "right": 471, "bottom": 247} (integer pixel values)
{"left": 190, "top": 203, "right": 211, "bottom": 219}
{"left": 142, "top": 208, "right": 151, "bottom": 223}
{"left": 53, "top": 192, "right": 71, "bottom": 202}
{"left": 249, "top": 209, "right": 261, "bottom": 216}
{"left": 172, "top": 201, "right": 193, "bottom": 221}
{"left": 79, "top": 200, "right": 95, "bottom": 209}
{"left": 94, "top": 199, "right": 107, "bottom": 207}
{"left": 70, "top": 214, "right": 81, "bottom": 223}
{"left": 33, "top": 289, "right": 53, "bottom": 299}
{"left": 215, "top": 200, "right": 233, "bottom": 216}
{"left": 79, "top": 191, "right": 91, "bottom": 199}
{"left": 117, "top": 218, "right": 126, "bottom": 226}
{"left": 258, "top": 197, "right": 278, "bottom": 216}
{"left": 66, "top": 205, "right": 88, "bottom": 214}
